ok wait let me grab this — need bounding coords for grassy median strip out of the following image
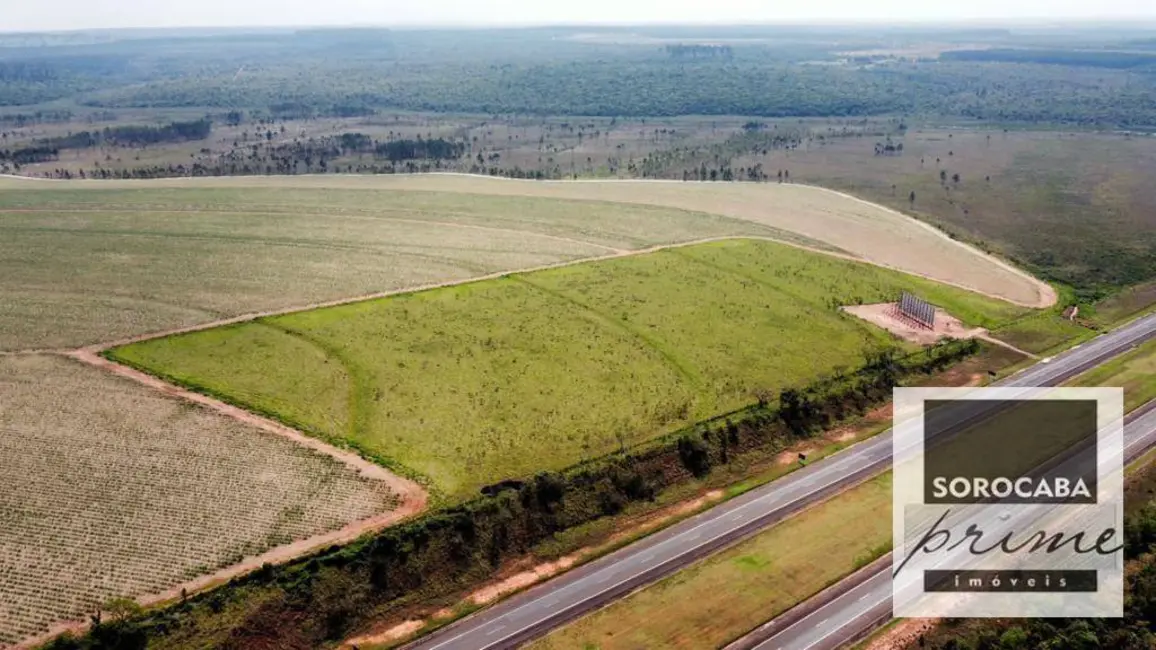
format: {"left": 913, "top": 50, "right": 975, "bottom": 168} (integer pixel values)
{"left": 528, "top": 474, "right": 893, "bottom": 650}
{"left": 1069, "top": 336, "right": 1156, "bottom": 411}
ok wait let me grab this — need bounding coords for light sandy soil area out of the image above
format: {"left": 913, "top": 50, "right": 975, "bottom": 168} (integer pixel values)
{"left": 0, "top": 174, "right": 1055, "bottom": 308}
{"left": 843, "top": 302, "right": 1038, "bottom": 358}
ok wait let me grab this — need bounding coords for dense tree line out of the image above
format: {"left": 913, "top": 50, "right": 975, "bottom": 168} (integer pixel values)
{"left": 46, "top": 340, "right": 978, "bottom": 650}
{"left": 32, "top": 118, "right": 213, "bottom": 153}
{"left": 375, "top": 137, "right": 464, "bottom": 162}
{"left": 0, "top": 145, "right": 58, "bottom": 164}
{"left": 68, "top": 59, "right": 1156, "bottom": 127}
{"left": 0, "top": 109, "right": 73, "bottom": 127}
{"left": 4, "top": 27, "right": 1156, "bottom": 126}
{"left": 29, "top": 133, "right": 470, "bottom": 179}
{"left": 266, "top": 101, "right": 377, "bottom": 120}
{"left": 942, "top": 48, "right": 1156, "bottom": 70}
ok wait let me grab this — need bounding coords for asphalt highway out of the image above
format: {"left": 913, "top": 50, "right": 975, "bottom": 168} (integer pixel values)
{"left": 406, "top": 312, "right": 1156, "bottom": 650}
{"left": 744, "top": 403, "right": 1156, "bottom": 650}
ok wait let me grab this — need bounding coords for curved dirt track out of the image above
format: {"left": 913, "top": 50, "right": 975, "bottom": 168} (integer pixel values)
{"left": 0, "top": 173, "right": 1055, "bottom": 308}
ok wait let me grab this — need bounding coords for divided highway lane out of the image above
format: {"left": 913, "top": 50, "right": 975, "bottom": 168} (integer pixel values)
{"left": 407, "top": 312, "right": 1156, "bottom": 650}
{"left": 746, "top": 403, "right": 1156, "bottom": 650}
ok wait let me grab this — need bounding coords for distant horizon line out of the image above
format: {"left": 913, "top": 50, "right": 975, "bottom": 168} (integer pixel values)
{"left": 3, "top": 17, "right": 1156, "bottom": 35}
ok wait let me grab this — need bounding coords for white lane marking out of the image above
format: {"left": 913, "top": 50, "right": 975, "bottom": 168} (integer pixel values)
{"left": 485, "top": 625, "right": 506, "bottom": 636}
{"left": 794, "top": 588, "right": 887, "bottom": 650}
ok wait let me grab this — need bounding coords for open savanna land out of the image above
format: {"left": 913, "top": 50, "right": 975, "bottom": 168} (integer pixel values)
{"left": 710, "top": 127, "right": 1156, "bottom": 297}
{"left": 109, "top": 238, "right": 1027, "bottom": 500}
{"left": 0, "top": 181, "right": 790, "bottom": 350}
{"left": 0, "top": 354, "right": 400, "bottom": 647}
{"left": 529, "top": 474, "right": 893, "bottom": 650}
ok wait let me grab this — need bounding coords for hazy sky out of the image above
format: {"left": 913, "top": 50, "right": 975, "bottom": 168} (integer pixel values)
{"left": 4, "top": 0, "right": 1156, "bottom": 32}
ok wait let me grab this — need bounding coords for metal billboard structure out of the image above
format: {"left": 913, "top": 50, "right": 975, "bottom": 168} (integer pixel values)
{"left": 895, "top": 291, "right": 936, "bottom": 329}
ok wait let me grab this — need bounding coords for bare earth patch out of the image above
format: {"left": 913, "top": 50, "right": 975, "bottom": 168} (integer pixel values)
{"left": 843, "top": 302, "right": 1038, "bottom": 359}
{"left": 343, "top": 620, "right": 425, "bottom": 648}
{"left": 842, "top": 302, "right": 983, "bottom": 345}
{"left": 862, "top": 618, "right": 942, "bottom": 650}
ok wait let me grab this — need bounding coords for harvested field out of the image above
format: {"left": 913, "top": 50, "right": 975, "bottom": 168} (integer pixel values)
{"left": 110, "top": 239, "right": 1027, "bottom": 499}
{"left": 0, "top": 176, "right": 1053, "bottom": 353}
{"left": 0, "top": 354, "right": 400, "bottom": 647}
{"left": 0, "top": 184, "right": 785, "bottom": 350}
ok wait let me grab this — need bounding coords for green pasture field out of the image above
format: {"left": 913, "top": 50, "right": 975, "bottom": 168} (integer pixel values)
{"left": 988, "top": 310, "right": 1095, "bottom": 355}
{"left": 0, "top": 184, "right": 783, "bottom": 350}
{"left": 109, "top": 239, "right": 1028, "bottom": 499}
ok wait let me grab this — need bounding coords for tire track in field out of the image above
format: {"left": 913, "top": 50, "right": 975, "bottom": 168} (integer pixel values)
{"left": 254, "top": 319, "right": 378, "bottom": 456}
{"left": 509, "top": 275, "right": 710, "bottom": 417}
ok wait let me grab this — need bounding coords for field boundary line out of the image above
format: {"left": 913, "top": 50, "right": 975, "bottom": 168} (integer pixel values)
{"left": 44, "top": 349, "right": 430, "bottom": 622}
{"left": 9, "top": 351, "right": 429, "bottom": 650}
{"left": 62, "top": 349, "right": 422, "bottom": 494}
{"left": 512, "top": 274, "right": 707, "bottom": 389}
{"left": 406, "top": 173, "right": 1057, "bottom": 309}
{"left": 976, "top": 332, "right": 1040, "bottom": 359}
{"left": 4, "top": 233, "right": 1036, "bottom": 357}
{"left": 59, "top": 234, "right": 1034, "bottom": 358}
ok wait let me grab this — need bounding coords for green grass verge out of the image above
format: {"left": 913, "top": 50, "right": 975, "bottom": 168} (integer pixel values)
{"left": 988, "top": 310, "right": 1096, "bottom": 356}
{"left": 1070, "top": 337, "right": 1156, "bottom": 412}
{"left": 109, "top": 238, "right": 1028, "bottom": 500}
